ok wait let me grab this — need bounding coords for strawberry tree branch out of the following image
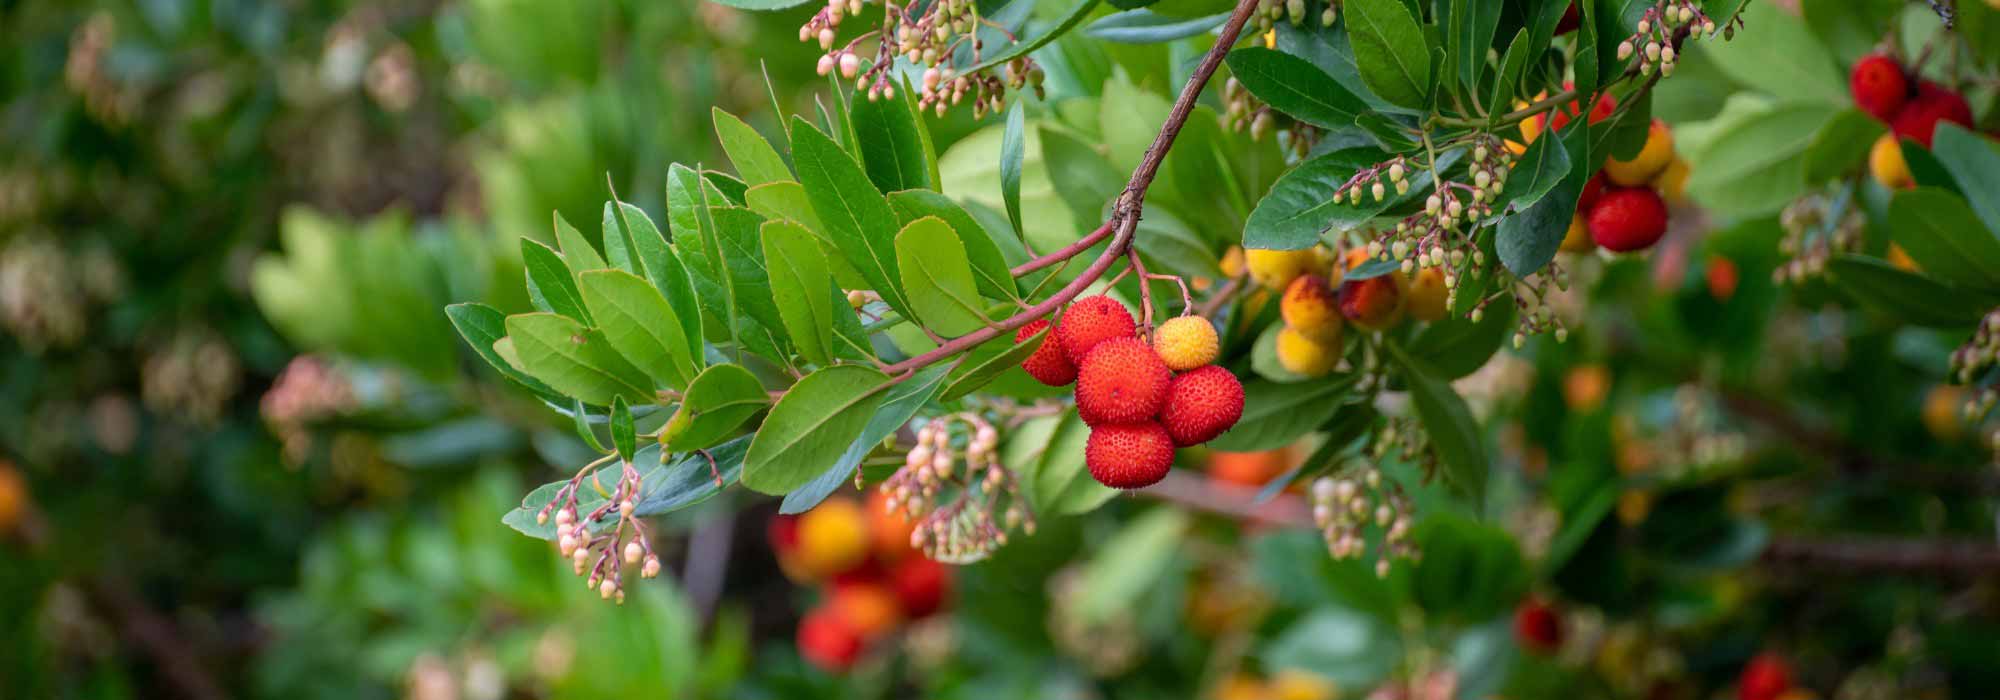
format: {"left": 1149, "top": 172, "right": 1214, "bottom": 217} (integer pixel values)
{"left": 879, "top": 0, "right": 1261, "bottom": 377}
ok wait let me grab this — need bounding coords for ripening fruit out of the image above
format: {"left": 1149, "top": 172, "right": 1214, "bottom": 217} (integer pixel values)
{"left": 1890, "top": 80, "right": 1973, "bottom": 148}
{"left": 1220, "top": 245, "right": 1247, "bottom": 278}
{"left": 1561, "top": 213, "right": 1596, "bottom": 253}
{"left": 1406, "top": 267, "right": 1448, "bottom": 322}
{"left": 1213, "top": 675, "right": 1267, "bottom": 700}
{"left": 1337, "top": 274, "right": 1407, "bottom": 331}
{"left": 1153, "top": 316, "right": 1221, "bottom": 371}
{"left": 0, "top": 462, "right": 23, "bottom": 534}
{"left": 1267, "top": 670, "right": 1338, "bottom": 700}
{"left": 1547, "top": 90, "right": 1617, "bottom": 134}
{"left": 1075, "top": 337, "right": 1173, "bottom": 426}
{"left": 1281, "top": 274, "right": 1343, "bottom": 342}
{"left": 1246, "top": 248, "right": 1318, "bottom": 291}
{"left": 1738, "top": 653, "right": 1793, "bottom": 700}
{"left": 1869, "top": 134, "right": 1914, "bottom": 190}
{"left": 1578, "top": 171, "right": 1607, "bottom": 212}
{"left": 1923, "top": 384, "right": 1969, "bottom": 442}
{"left": 1159, "top": 365, "right": 1246, "bottom": 447}
{"left": 1016, "top": 318, "right": 1078, "bottom": 386}
{"left": 1604, "top": 119, "right": 1675, "bottom": 186}
{"left": 1654, "top": 155, "right": 1691, "bottom": 204}
{"left": 1587, "top": 186, "right": 1669, "bottom": 253}
{"left": 1563, "top": 364, "right": 1610, "bottom": 412}
{"left": 867, "top": 490, "right": 916, "bottom": 562}
{"left": 1513, "top": 599, "right": 1563, "bottom": 653}
{"left": 1207, "top": 449, "right": 1291, "bottom": 486}
{"left": 795, "top": 497, "right": 872, "bottom": 580}
{"left": 797, "top": 607, "right": 865, "bottom": 672}
{"left": 1707, "top": 255, "right": 1740, "bottom": 302}
{"left": 768, "top": 514, "right": 811, "bottom": 581}
{"left": 1055, "top": 295, "right": 1137, "bottom": 365}
{"left": 828, "top": 582, "right": 904, "bottom": 640}
{"left": 888, "top": 556, "right": 951, "bottom": 618}
{"left": 1085, "top": 421, "right": 1176, "bottom": 489}
{"left": 1276, "top": 326, "right": 1340, "bottom": 377}
{"left": 1849, "top": 53, "right": 1909, "bottom": 122}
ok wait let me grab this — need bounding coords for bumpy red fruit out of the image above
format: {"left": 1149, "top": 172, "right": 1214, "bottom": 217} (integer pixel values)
{"left": 1085, "top": 422, "right": 1176, "bottom": 489}
{"left": 1159, "top": 366, "right": 1245, "bottom": 447}
{"left": 1074, "top": 337, "right": 1172, "bottom": 426}
{"left": 1513, "top": 600, "right": 1563, "bottom": 654}
{"left": 1737, "top": 653, "right": 1792, "bottom": 700}
{"left": 1016, "top": 319, "right": 1077, "bottom": 386}
{"left": 888, "top": 556, "right": 951, "bottom": 618}
{"left": 797, "top": 607, "right": 864, "bottom": 672}
{"left": 1547, "top": 90, "right": 1616, "bottom": 134}
{"left": 1849, "top": 53, "right": 1908, "bottom": 122}
{"left": 1891, "top": 80, "right": 1973, "bottom": 148}
{"left": 1587, "top": 186, "right": 1669, "bottom": 252}
{"left": 1055, "top": 295, "right": 1137, "bottom": 365}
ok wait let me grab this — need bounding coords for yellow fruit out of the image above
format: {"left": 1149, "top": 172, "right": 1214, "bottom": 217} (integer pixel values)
{"left": 1887, "top": 243, "right": 1921, "bottom": 272}
{"left": 1654, "top": 155, "right": 1691, "bottom": 204}
{"left": 1923, "top": 384, "right": 1968, "bottom": 442}
{"left": 829, "top": 582, "right": 905, "bottom": 640}
{"left": 1870, "top": 134, "right": 1914, "bottom": 190}
{"left": 1268, "top": 670, "right": 1337, "bottom": 700}
{"left": 1220, "top": 246, "right": 1247, "bottom": 279}
{"left": 796, "top": 497, "right": 871, "bottom": 579}
{"left": 1246, "top": 248, "right": 1318, "bottom": 291}
{"left": 1517, "top": 95, "right": 1546, "bottom": 145}
{"left": 0, "top": 462, "right": 23, "bottom": 534}
{"left": 1275, "top": 326, "right": 1340, "bottom": 377}
{"left": 1281, "top": 275, "right": 1342, "bottom": 342}
{"left": 1406, "top": 267, "right": 1448, "bottom": 322}
{"left": 1604, "top": 119, "right": 1675, "bottom": 186}
{"left": 1560, "top": 212, "right": 1596, "bottom": 253}
{"left": 1154, "top": 316, "right": 1222, "bottom": 371}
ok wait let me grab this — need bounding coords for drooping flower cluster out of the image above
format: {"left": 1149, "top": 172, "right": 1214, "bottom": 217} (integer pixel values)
{"left": 800, "top": 0, "right": 1044, "bottom": 116}
{"left": 1614, "top": 0, "right": 1726, "bottom": 78}
{"left": 1252, "top": 0, "right": 1338, "bottom": 34}
{"left": 879, "top": 413, "right": 1035, "bottom": 563}
{"left": 538, "top": 459, "right": 663, "bottom": 604}
{"left": 262, "top": 355, "right": 359, "bottom": 464}
{"left": 1309, "top": 464, "right": 1416, "bottom": 578}
{"left": 1773, "top": 193, "right": 1864, "bottom": 283}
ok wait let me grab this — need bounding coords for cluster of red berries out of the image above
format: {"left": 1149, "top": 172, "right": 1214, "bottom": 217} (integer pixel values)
{"left": 1849, "top": 53, "right": 1973, "bottom": 148}
{"left": 1016, "top": 295, "right": 1246, "bottom": 489}
{"left": 1519, "top": 87, "right": 1681, "bottom": 255}
{"left": 771, "top": 494, "right": 953, "bottom": 673}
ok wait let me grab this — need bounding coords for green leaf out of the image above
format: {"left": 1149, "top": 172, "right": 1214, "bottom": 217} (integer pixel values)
{"left": 744, "top": 181, "right": 871, "bottom": 291}
{"left": 1932, "top": 124, "right": 2000, "bottom": 237}
{"left": 703, "top": 0, "right": 812, "bottom": 9}
{"left": 572, "top": 402, "right": 604, "bottom": 455}
{"left": 578, "top": 270, "right": 699, "bottom": 390}
{"left": 1486, "top": 29, "right": 1531, "bottom": 124}
{"left": 1888, "top": 188, "right": 2000, "bottom": 292}
{"left": 1684, "top": 101, "right": 1839, "bottom": 219}
{"left": 1085, "top": 9, "right": 1228, "bottom": 43}
{"left": 662, "top": 364, "right": 769, "bottom": 452}
{"left": 895, "top": 216, "right": 989, "bottom": 337}
{"left": 1444, "top": 0, "right": 1499, "bottom": 96}
{"left": 1074, "top": 508, "right": 1188, "bottom": 624}
{"left": 887, "top": 190, "right": 1020, "bottom": 301}
{"left": 1495, "top": 182, "right": 1578, "bottom": 277}
{"left": 1384, "top": 340, "right": 1487, "bottom": 503}
{"left": 445, "top": 303, "right": 563, "bottom": 401}
{"left": 611, "top": 397, "right": 637, "bottom": 462}
{"left": 1001, "top": 101, "right": 1026, "bottom": 234}
{"left": 1411, "top": 294, "right": 1515, "bottom": 380}
{"left": 1021, "top": 414, "right": 1118, "bottom": 514}
{"left": 964, "top": 0, "right": 1104, "bottom": 73}
{"left": 664, "top": 163, "right": 704, "bottom": 241}
{"left": 622, "top": 203, "right": 706, "bottom": 368}
{"left": 742, "top": 365, "right": 895, "bottom": 495}
{"left": 1225, "top": 46, "right": 1365, "bottom": 129}
{"left": 1263, "top": 609, "right": 1401, "bottom": 688}
{"left": 789, "top": 117, "right": 917, "bottom": 320}
{"left": 709, "top": 207, "right": 794, "bottom": 352}
{"left": 503, "top": 438, "right": 750, "bottom": 541}
{"left": 522, "top": 238, "right": 592, "bottom": 323}
{"left": 1827, "top": 256, "right": 1994, "bottom": 328}
{"left": 761, "top": 220, "right": 837, "bottom": 365}
{"left": 1412, "top": 513, "right": 1525, "bottom": 622}
{"left": 1344, "top": 0, "right": 1433, "bottom": 109}
{"left": 505, "top": 312, "right": 654, "bottom": 406}
{"left": 1700, "top": 0, "right": 1846, "bottom": 105}
{"left": 601, "top": 201, "right": 642, "bottom": 275}
{"left": 1207, "top": 377, "right": 1360, "bottom": 452}
{"left": 1498, "top": 126, "right": 1571, "bottom": 213}
{"left": 779, "top": 364, "right": 952, "bottom": 514}
{"left": 1039, "top": 126, "right": 1126, "bottom": 240}
{"left": 1802, "top": 109, "right": 1887, "bottom": 184}
{"left": 1246, "top": 147, "right": 1442, "bottom": 250}
{"left": 849, "top": 83, "right": 935, "bottom": 193}
{"left": 553, "top": 213, "right": 608, "bottom": 273}
{"left": 712, "top": 107, "right": 794, "bottom": 187}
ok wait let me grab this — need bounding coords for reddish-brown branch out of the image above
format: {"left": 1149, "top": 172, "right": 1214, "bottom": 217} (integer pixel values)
{"left": 1140, "top": 469, "right": 1314, "bottom": 526}
{"left": 1011, "top": 221, "right": 1115, "bottom": 276}
{"left": 881, "top": 0, "right": 1260, "bottom": 377}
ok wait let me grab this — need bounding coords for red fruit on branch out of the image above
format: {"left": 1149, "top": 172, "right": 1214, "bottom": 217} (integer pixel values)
{"left": 1055, "top": 295, "right": 1137, "bottom": 365}
{"left": 1513, "top": 599, "right": 1563, "bottom": 653}
{"left": 889, "top": 556, "right": 952, "bottom": 618}
{"left": 1159, "top": 365, "right": 1245, "bottom": 447}
{"left": 1075, "top": 337, "right": 1172, "bottom": 426}
{"left": 1890, "top": 80, "right": 1973, "bottom": 148}
{"left": 1548, "top": 91, "right": 1616, "bottom": 134}
{"left": 1017, "top": 318, "right": 1078, "bottom": 386}
{"left": 797, "top": 607, "right": 865, "bottom": 672}
{"left": 1085, "top": 421, "right": 1176, "bottom": 489}
{"left": 1578, "top": 172, "right": 1607, "bottom": 212}
{"left": 1848, "top": 53, "right": 1908, "bottom": 122}
{"left": 1587, "top": 186, "right": 1669, "bottom": 253}
{"left": 1737, "top": 653, "right": 1793, "bottom": 700}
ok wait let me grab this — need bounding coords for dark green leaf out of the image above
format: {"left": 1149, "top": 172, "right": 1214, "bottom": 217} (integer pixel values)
{"left": 712, "top": 107, "right": 794, "bottom": 187}
{"left": 1932, "top": 124, "right": 2000, "bottom": 236}
{"left": 850, "top": 84, "right": 936, "bottom": 193}
{"left": 1486, "top": 29, "right": 1531, "bottom": 124}
{"left": 505, "top": 312, "right": 654, "bottom": 406}
{"left": 1495, "top": 181, "right": 1578, "bottom": 277}
{"left": 662, "top": 363, "right": 770, "bottom": 452}
{"left": 789, "top": 117, "right": 917, "bottom": 320}
{"left": 1001, "top": 101, "right": 1026, "bottom": 233}
{"left": 1344, "top": 0, "right": 1434, "bottom": 109}
{"left": 445, "top": 303, "right": 564, "bottom": 402}
{"left": 1384, "top": 340, "right": 1487, "bottom": 503}
{"left": 1245, "top": 147, "right": 1441, "bottom": 250}
{"left": 1226, "top": 46, "right": 1365, "bottom": 129}
{"left": 1411, "top": 292, "right": 1514, "bottom": 379}
{"left": 1207, "top": 377, "right": 1360, "bottom": 452}
{"left": 1828, "top": 256, "right": 1994, "bottom": 328}
{"left": 943, "top": 325, "right": 1048, "bottom": 401}
{"left": 761, "top": 219, "right": 837, "bottom": 365}
{"left": 1499, "top": 126, "right": 1571, "bottom": 212}
{"left": 1802, "top": 109, "right": 1887, "bottom": 184}
{"left": 743, "top": 365, "right": 895, "bottom": 495}
{"left": 1085, "top": 9, "right": 1227, "bottom": 43}
{"left": 522, "top": 238, "right": 592, "bottom": 323}
{"left": 1412, "top": 513, "right": 1525, "bottom": 622}
{"left": 779, "top": 364, "right": 952, "bottom": 514}
{"left": 1888, "top": 188, "right": 2000, "bottom": 292}
{"left": 611, "top": 397, "right": 637, "bottom": 462}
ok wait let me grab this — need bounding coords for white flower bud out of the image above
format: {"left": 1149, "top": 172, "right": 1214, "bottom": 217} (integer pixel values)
{"left": 624, "top": 541, "right": 644, "bottom": 564}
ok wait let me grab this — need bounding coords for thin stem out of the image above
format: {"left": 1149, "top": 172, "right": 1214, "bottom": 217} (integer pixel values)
{"left": 1012, "top": 220, "right": 1114, "bottom": 276}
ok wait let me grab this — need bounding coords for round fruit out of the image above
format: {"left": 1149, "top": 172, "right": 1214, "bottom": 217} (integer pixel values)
{"left": 1275, "top": 326, "right": 1340, "bottom": 377}
{"left": 1561, "top": 212, "right": 1596, "bottom": 253}
{"left": 1085, "top": 421, "right": 1176, "bottom": 489}
{"left": 1563, "top": 365, "right": 1610, "bottom": 412}
{"left": 1547, "top": 91, "right": 1617, "bottom": 134}
{"left": 1655, "top": 156, "right": 1691, "bottom": 204}
{"left": 1587, "top": 186, "right": 1669, "bottom": 253}
{"left": 828, "top": 582, "right": 904, "bottom": 640}
{"left": 1707, "top": 255, "right": 1740, "bottom": 302}
{"left": 1055, "top": 295, "right": 1137, "bottom": 365}
{"left": 0, "top": 463, "right": 23, "bottom": 534}
{"left": 1159, "top": 365, "right": 1246, "bottom": 447}
{"left": 1246, "top": 248, "right": 1318, "bottom": 291}
{"left": 1849, "top": 53, "right": 1909, "bottom": 122}
{"left": 1153, "top": 316, "right": 1221, "bottom": 371}
{"left": 1738, "top": 653, "right": 1793, "bottom": 700}
{"left": 867, "top": 490, "right": 916, "bottom": 562}
{"left": 1514, "top": 599, "right": 1563, "bottom": 653}
{"left": 1923, "top": 384, "right": 1968, "bottom": 442}
{"left": 1075, "top": 337, "right": 1173, "bottom": 426}
{"left": 1868, "top": 133, "right": 1913, "bottom": 190}
{"left": 1578, "top": 172, "right": 1607, "bottom": 211}
{"left": 1220, "top": 246, "right": 1247, "bottom": 278}
{"left": 1337, "top": 274, "right": 1407, "bottom": 330}
{"left": 1890, "top": 80, "right": 1973, "bottom": 148}
{"left": 795, "top": 497, "right": 871, "bottom": 580}
{"left": 1208, "top": 449, "right": 1290, "bottom": 486}
{"left": 1017, "top": 318, "right": 1078, "bottom": 386}
{"left": 1281, "top": 274, "right": 1343, "bottom": 342}
{"left": 1604, "top": 119, "right": 1675, "bottom": 186}
{"left": 1267, "top": 670, "right": 1337, "bottom": 700}
{"left": 1406, "top": 267, "right": 1448, "bottom": 322}
{"left": 888, "top": 556, "right": 951, "bottom": 618}
{"left": 797, "top": 606, "right": 865, "bottom": 672}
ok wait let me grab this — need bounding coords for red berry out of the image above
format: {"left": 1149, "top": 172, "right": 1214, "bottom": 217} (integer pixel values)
{"left": 1513, "top": 600, "right": 1563, "bottom": 654}
{"left": 1849, "top": 53, "right": 1909, "bottom": 122}
{"left": 1548, "top": 90, "right": 1616, "bottom": 134}
{"left": 1016, "top": 318, "right": 1077, "bottom": 386}
{"left": 1578, "top": 172, "right": 1607, "bottom": 212}
{"left": 797, "top": 607, "right": 864, "bottom": 672}
{"left": 768, "top": 514, "right": 800, "bottom": 553}
{"left": 1159, "top": 366, "right": 1245, "bottom": 447}
{"left": 1587, "top": 186, "right": 1669, "bottom": 253}
{"left": 1555, "top": 2, "right": 1580, "bottom": 35}
{"left": 1074, "top": 337, "right": 1172, "bottom": 426}
{"left": 888, "top": 556, "right": 952, "bottom": 618}
{"left": 1738, "top": 653, "right": 1792, "bottom": 700}
{"left": 1890, "top": 80, "right": 1973, "bottom": 148}
{"left": 1054, "top": 295, "right": 1137, "bottom": 365}
{"left": 1085, "top": 422, "right": 1176, "bottom": 489}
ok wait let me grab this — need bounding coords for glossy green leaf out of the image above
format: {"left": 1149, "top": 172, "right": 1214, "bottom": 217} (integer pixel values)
{"left": 742, "top": 365, "right": 895, "bottom": 495}
{"left": 445, "top": 303, "right": 563, "bottom": 401}
{"left": 553, "top": 213, "right": 608, "bottom": 273}
{"left": 779, "top": 364, "right": 952, "bottom": 514}
{"left": 1802, "top": 109, "right": 1887, "bottom": 183}
{"left": 620, "top": 202, "right": 706, "bottom": 368}
{"left": 1207, "top": 377, "right": 1360, "bottom": 452}
{"left": 610, "top": 397, "right": 636, "bottom": 462}
{"left": 1225, "top": 46, "right": 1365, "bottom": 129}
{"left": 1384, "top": 340, "right": 1487, "bottom": 503}
{"left": 712, "top": 107, "right": 794, "bottom": 187}
{"left": 849, "top": 83, "right": 935, "bottom": 193}
{"left": 744, "top": 181, "right": 871, "bottom": 291}
{"left": 1411, "top": 293, "right": 1515, "bottom": 380}
{"left": 1495, "top": 181, "right": 1578, "bottom": 277}
{"left": 1344, "top": 0, "right": 1433, "bottom": 109}
{"left": 895, "top": 216, "right": 989, "bottom": 337}
{"left": 1486, "top": 29, "right": 1530, "bottom": 124}
{"left": 1499, "top": 126, "right": 1571, "bottom": 213}
{"left": 1932, "top": 124, "right": 2000, "bottom": 236}
{"left": 661, "top": 363, "right": 769, "bottom": 452}
{"left": 1085, "top": 9, "right": 1227, "bottom": 43}
{"left": 789, "top": 117, "right": 916, "bottom": 319}
{"left": 578, "top": 270, "right": 699, "bottom": 390}
{"left": 1888, "top": 188, "right": 2000, "bottom": 292}
{"left": 761, "top": 220, "right": 836, "bottom": 365}
{"left": 1443, "top": 0, "right": 1499, "bottom": 95}
{"left": 1246, "top": 147, "right": 1440, "bottom": 250}
{"left": 707, "top": 206, "right": 793, "bottom": 352}
{"left": 1000, "top": 101, "right": 1026, "bottom": 233}
{"left": 522, "top": 238, "right": 592, "bottom": 323}
{"left": 505, "top": 312, "right": 653, "bottom": 406}
{"left": 887, "top": 189, "right": 1020, "bottom": 301}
